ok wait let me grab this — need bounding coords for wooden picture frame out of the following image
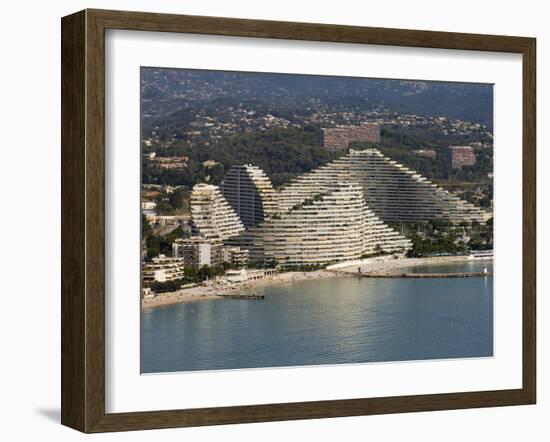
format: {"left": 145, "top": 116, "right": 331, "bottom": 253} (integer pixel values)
{"left": 61, "top": 8, "right": 536, "bottom": 433}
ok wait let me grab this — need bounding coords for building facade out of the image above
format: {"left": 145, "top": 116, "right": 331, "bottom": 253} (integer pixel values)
{"left": 220, "top": 164, "right": 279, "bottom": 228}
{"left": 172, "top": 237, "right": 220, "bottom": 268}
{"left": 222, "top": 246, "right": 249, "bottom": 267}
{"left": 224, "top": 268, "right": 277, "bottom": 283}
{"left": 142, "top": 255, "right": 185, "bottom": 283}
{"left": 278, "top": 148, "right": 490, "bottom": 224}
{"left": 235, "top": 182, "right": 411, "bottom": 267}
{"left": 448, "top": 145, "right": 476, "bottom": 170}
{"left": 190, "top": 183, "right": 245, "bottom": 242}
{"left": 321, "top": 123, "right": 381, "bottom": 151}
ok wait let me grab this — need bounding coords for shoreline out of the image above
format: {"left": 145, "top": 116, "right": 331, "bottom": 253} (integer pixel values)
{"left": 141, "top": 255, "right": 491, "bottom": 309}
{"left": 336, "top": 255, "right": 490, "bottom": 276}
{"left": 141, "top": 269, "right": 346, "bottom": 309}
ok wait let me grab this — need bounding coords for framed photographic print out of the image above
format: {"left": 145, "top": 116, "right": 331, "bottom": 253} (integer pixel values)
{"left": 61, "top": 9, "right": 536, "bottom": 433}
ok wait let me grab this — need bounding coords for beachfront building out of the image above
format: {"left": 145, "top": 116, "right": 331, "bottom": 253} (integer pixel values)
{"left": 142, "top": 255, "right": 185, "bottom": 283}
{"left": 172, "top": 236, "right": 221, "bottom": 268}
{"left": 224, "top": 268, "right": 277, "bottom": 284}
{"left": 220, "top": 164, "right": 279, "bottom": 227}
{"left": 172, "top": 237, "right": 249, "bottom": 268}
{"left": 190, "top": 183, "right": 245, "bottom": 242}
{"left": 222, "top": 246, "right": 249, "bottom": 267}
{"left": 278, "top": 149, "right": 490, "bottom": 224}
{"left": 234, "top": 182, "right": 411, "bottom": 268}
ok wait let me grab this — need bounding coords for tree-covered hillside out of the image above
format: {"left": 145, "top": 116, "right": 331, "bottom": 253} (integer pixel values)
{"left": 142, "top": 126, "right": 333, "bottom": 188}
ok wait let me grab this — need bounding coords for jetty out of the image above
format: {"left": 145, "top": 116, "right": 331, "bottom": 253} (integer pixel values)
{"left": 218, "top": 293, "right": 265, "bottom": 300}
{"left": 359, "top": 272, "right": 492, "bottom": 279}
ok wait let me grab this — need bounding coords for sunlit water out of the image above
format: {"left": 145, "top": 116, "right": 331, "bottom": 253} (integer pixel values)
{"left": 141, "top": 261, "right": 493, "bottom": 373}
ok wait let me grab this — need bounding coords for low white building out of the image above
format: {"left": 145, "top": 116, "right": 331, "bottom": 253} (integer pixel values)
{"left": 225, "top": 269, "right": 248, "bottom": 283}
{"left": 224, "top": 268, "right": 277, "bottom": 283}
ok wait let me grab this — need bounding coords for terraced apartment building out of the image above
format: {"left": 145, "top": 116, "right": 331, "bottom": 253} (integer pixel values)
{"left": 234, "top": 182, "right": 410, "bottom": 267}
{"left": 186, "top": 148, "right": 489, "bottom": 268}
{"left": 190, "top": 183, "right": 245, "bottom": 242}
{"left": 279, "top": 149, "right": 491, "bottom": 224}
{"left": 220, "top": 164, "right": 279, "bottom": 227}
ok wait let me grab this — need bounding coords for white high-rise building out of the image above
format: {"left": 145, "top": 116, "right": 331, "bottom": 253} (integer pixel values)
{"left": 172, "top": 237, "right": 217, "bottom": 268}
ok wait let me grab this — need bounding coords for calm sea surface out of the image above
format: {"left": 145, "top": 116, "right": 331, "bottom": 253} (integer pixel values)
{"left": 141, "top": 261, "right": 493, "bottom": 373}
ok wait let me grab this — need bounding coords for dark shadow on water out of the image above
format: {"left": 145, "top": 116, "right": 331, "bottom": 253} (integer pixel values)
{"left": 35, "top": 408, "right": 60, "bottom": 423}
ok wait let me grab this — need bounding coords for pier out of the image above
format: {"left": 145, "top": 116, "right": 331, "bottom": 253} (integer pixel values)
{"left": 218, "top": 293, "right": 265, "bottom": 300}
{"left": 359, "top": 272, "right": 492, "bottom": 279}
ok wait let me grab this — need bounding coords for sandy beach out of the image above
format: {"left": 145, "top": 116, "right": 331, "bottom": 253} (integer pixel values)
{"left": 141, "top": 269, "right": 346, "bottom": 309}
{"left": 336, "top": 255, "right": 481, "bottom": 276}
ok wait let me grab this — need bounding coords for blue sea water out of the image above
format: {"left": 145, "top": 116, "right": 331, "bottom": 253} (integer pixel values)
{"left": 141, "top": 261, "right": 493, "bottom": 373}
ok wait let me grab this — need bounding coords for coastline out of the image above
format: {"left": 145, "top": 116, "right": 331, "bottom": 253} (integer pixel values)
{"left": 141, "top": 255, "right": 490, "bottom": 309}
{"left": 141, "top": 269, "right": 346, "bottom": 309}
{"left": 336, "top": 255, "right": 488, "bottom": 276}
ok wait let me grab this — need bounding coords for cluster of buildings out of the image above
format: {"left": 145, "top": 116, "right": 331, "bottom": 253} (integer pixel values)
{"left": 143, "top": 148, "right": 492, "bottom": 284}
{"left": 172, "top": 237, "right": 249, "bottom": 269}
{"left": 412, "top": 145, "right": 483, "bottom": 172}
{"left": 177, "top": 148, "right": 490, "bottom": 270}
{"left": 142, "top": 152, "right": 189, "bottom": 169}
{"left": 321, "top": 123, "right": 381, "bottom": 152}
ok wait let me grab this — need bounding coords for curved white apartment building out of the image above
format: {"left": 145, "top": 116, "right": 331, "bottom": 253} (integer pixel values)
{"left": 236, "top": 182, "right": 411, "bottom": 267}
{"left": 190, "top": 183, "right": 245, "bottom": 242}
{"left": 220, "top": 164, "right": 279, "bottom": 227}
{"left": 279, "top": 149, "right": 491, "bottom": 224}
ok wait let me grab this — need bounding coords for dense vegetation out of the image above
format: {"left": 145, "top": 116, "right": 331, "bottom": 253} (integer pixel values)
{"left": 143, "top": 226, "right": 185, "bottom": 260}
{"left": 143, "top": 126, "right": 333, "bottom": 188}
{"left": 374, "top": 125, "right": 493, "bottom": 183}
{"left": 390, "top": 219, "right": 493, "bottom": 258}
{"left": 149, "top": 188, "right": 190, "bottom": 216}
